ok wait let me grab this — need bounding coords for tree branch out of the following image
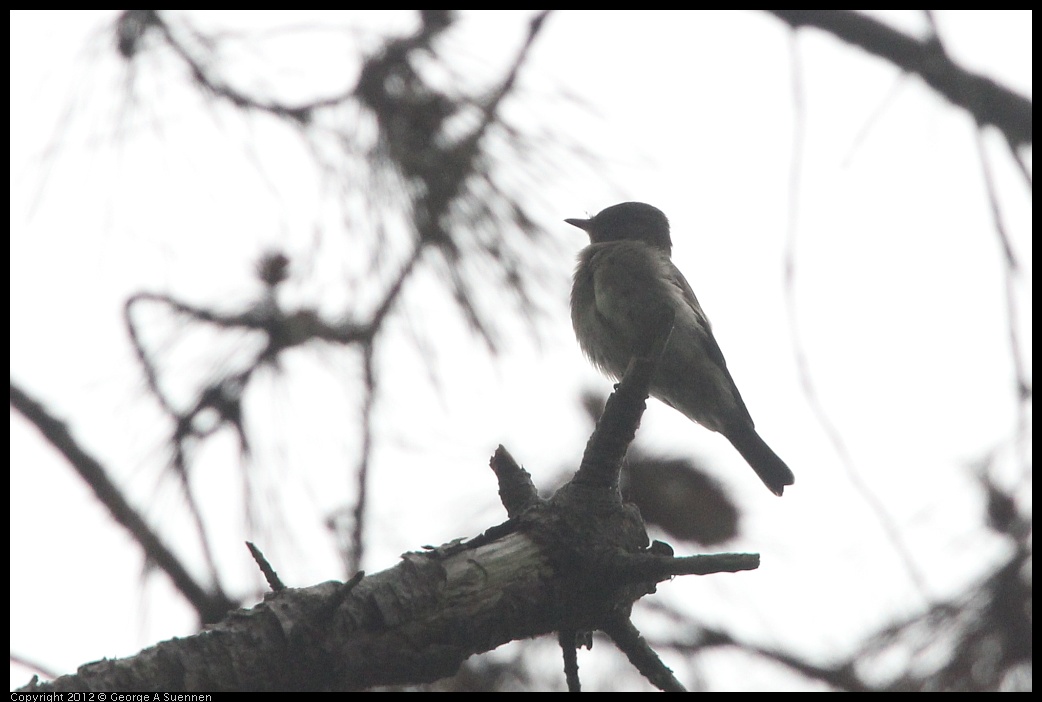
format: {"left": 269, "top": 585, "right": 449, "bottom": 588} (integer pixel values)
{"left": 767, "top": 10, "right": 1031, "bottom": 147}
{"left": 10, "top": 381, "right": 235, "bottom": 624}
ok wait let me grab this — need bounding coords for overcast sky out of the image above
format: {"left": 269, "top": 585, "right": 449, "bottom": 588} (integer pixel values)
{"left": 10, "top": 10, "right": 1031, "bottom": 691}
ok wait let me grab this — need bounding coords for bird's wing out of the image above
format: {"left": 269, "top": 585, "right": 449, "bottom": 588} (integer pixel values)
{"left": 666, "top": 263, "right": 754, "bottom": 425}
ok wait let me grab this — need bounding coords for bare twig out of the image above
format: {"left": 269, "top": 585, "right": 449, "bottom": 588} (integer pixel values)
{"left": 781, "top": 28, "right": 932, "bottom": 602}
{"left": 602, "top": 614, "right": 686, "bottom": 692}
{"left": 247, "top": 541, "right": 286, "bottom": 592}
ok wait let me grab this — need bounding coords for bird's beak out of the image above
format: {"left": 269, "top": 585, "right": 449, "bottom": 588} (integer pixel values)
{"left": 564, "top": 217, "right": 591, "bottom": 231}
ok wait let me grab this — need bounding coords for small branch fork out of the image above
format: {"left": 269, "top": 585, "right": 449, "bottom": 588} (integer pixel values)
{"left": 489, "top": 308, "right": 759, "bottom": 692}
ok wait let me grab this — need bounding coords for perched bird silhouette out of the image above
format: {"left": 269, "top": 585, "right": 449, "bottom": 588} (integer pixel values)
{"left": 568, "top": 202, "right": 795, "bottom": 496}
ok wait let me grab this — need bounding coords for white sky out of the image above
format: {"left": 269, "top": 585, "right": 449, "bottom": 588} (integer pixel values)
{"left": 10, "top": 10, "right": 1032, "bottom": 691}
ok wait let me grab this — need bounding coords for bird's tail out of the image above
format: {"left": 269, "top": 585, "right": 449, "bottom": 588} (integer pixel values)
{"left": 726, "top": 427, "right": 795, "bottom": 496}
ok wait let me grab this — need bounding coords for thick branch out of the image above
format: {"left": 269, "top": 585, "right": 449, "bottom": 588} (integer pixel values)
{"left": 30, "top": 532, "right": 562, "bottom": 691}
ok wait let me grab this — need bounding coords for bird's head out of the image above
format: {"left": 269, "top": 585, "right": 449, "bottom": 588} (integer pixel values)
{"left": 566, "top": 202, "right": 672, "bottom": 254}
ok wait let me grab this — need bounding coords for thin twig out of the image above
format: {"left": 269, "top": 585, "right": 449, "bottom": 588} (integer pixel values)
{"left": 782, "top": 29, "right": 932, "bottom": 601}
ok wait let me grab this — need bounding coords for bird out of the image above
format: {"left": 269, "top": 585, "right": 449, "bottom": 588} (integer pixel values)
{"left": 568, "top": 202, "right": 795, "bottom": 496}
